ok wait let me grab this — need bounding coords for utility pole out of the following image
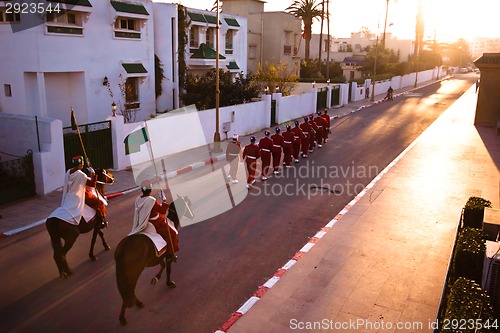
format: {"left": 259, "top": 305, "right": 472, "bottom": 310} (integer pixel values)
{"left": 213, "top": 0, "right": 222, "bottom": 152}
{"left": 371, "top": 34, "right": 379, "bottom": 102}
{"left": 326, "top": 0, "right": 330, "bottom": 79}
{"left": 414, "top": 0, "right": 424, "bottom": 87}
{"left": 382, "top": 0, "right": 389, "bottom": 48}
{"left": 318, "top": 0, "right": 325, "bottom": 75}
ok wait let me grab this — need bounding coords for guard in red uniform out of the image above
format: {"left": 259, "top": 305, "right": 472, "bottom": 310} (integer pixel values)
{"left": 308, "top": 115, "right": 318, "bottom": 152}
{"left": 291, "top": 120, "right": 305, "bottom": 163}
{"left": 270, "top": 127, "right": 284, "bottom": 174}
{"left": 243, "top": 136, "right": 261, "bottom": 188}
{"left": 299, "top": 117, "right": 312, "bottom": 158}
{"left": 282, "top": 125, "right": 294, "bottom": 168}
{"left": 225, "top": 134, "right": 242, "bottom": 184}
{"left": 321, "top": 109, "right": 331, "bottom": 143}
{"left": 313, "top": 111, "right": 326, "bottom": 147}
{"left": 258, "top": 130, "right": 273, "bottom": 180}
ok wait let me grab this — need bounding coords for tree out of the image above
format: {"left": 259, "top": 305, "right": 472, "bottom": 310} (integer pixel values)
{"left": 254, "top": 61, "right": 299, "bottom": 96}
{"left": 286, "top": 0, "right": 323, "bottom": 61}
{"left": 181, "top": 70, "right": 260, "bottom": 110}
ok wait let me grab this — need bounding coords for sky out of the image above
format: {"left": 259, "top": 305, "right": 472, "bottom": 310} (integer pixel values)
{"left": 165, "top": 0, "right": 500, "bottom": 42}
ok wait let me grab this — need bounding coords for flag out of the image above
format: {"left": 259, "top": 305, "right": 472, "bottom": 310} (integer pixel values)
{"left": 71, "top": 109, "right": 78, "bottom": 130}
{"left": 124, "top": 127, "right": 148, "bottom": 155}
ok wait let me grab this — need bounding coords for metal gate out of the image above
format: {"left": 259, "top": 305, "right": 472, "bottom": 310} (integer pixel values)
{"left": 63, "top": 120, "right": 113, "bottom": 170}
{"left": 0, "top": 150, "right": 36, "bottom": 204}
{"left": 270, "top": 99, "right": 277, "bottom": 126}
{"left": 316, "top": 88, "right": 327, "bottom": 110}
{"left": 331, "top": 85, "right": 340, "bottom": 106}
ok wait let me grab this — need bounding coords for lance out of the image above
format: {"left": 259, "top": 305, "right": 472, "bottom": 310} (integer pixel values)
{"left": 71, "top": 107, "right": 92, "bottom": 168}
{"left": 143, "top": 121, "right": 176, "bottom": 258}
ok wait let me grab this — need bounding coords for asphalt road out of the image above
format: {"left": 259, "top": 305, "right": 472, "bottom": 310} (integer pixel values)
{"left": 0, "top": 76, "right": 476, "bottom": 333}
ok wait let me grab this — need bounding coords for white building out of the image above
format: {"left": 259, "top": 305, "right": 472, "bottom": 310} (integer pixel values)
{"left": 0, "top": 0, "right": 157, "bottom": 126}
{"left": 184, "top": 6, "right": 247, "bottom": 78}
{"left": 468, "top": 37, "right": 500, "bottom": 59}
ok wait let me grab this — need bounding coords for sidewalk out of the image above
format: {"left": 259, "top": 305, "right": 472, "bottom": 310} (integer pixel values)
{"left": 0, "top": 78, "right": 449, "bottom": 237}
{"left": 219, "top": 86, "right": 499, "bottom": 332}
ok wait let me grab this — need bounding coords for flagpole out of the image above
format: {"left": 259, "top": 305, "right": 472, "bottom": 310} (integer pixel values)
{"left": 143, "top": 120, "right": 176, "bottom": 257}
{"left": 71, "top": 107, "right": 91, "bottom": 167}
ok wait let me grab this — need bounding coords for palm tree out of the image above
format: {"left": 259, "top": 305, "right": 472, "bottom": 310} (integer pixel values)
{"left": 286, "top": 0, "right": 323, "bottom": 61}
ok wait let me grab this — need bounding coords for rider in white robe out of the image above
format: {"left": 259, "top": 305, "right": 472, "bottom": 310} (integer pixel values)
{"left": 48, "top": 156, "right": 93, "bottom": 225}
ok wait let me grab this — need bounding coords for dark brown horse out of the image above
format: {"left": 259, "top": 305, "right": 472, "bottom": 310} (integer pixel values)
{"left": 46, "top": 168, "right": 114, "bottom": 279}
{"left": 114, "top": 195, "right": 193, "bottom": 325}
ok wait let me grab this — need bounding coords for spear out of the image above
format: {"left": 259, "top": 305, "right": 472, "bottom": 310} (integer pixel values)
{"left": 71, "top": 107, "right": 92, "bottom": 167}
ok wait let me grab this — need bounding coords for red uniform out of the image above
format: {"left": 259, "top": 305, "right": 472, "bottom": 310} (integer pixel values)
{"left": 243, "top": 143, "right": 260, "bottom": 185}
{"left": 282, "top": 130, "right": 294, "bottom": 167}
{"left": 314, "top": 116, "right": 327, "bottom": 146}
{"left": 258, "top": 136, "right": 273, "bottom": 178}
{"left": 226, "top": 140, "right": 242, "bottom": 181}
{"left": 299, "top": 120, "right": 312, "bottom": 157}
{"left": 321, "top": 112, "right": 331, "bottom": 142}
{"left": 149, "top": 200, "right": 179, "bottom": 255}
{"left": 291, "top": 125, "right": 305, "bottom": 162}
{"left": 309, "top": 119, "right": 318, "bottom": 151}
{"left": 270, "top": 132, "right": 284, "bottom": 173}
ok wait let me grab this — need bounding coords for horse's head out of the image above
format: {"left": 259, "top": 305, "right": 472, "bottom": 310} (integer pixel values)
{"left": 168, "top": 194, "right": 194, "bottom": 228}
{"left": 95, "top": 168, "right": 114, "bottom": 185}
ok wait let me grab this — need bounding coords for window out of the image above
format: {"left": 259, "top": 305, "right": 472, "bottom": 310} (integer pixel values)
{"left": 125, "top": 77, "right": 139, "bottom": 109}
{"left": 46, "top": 10, "right": 83, "bottom": 35}
{"left": 114, "top": 16, "right": 141, "bottom": 39}
{"left": 189, "top": 26, "right": 199, "bottom": 49}
{"left": 225, "top": 30, "right": 234, "bottom": 54}
{"left": 4, "top": 84, "right": 12, "bottom": 97}
{"left": 206, "top": 27, "right": 215, "bottom": 48}
{"left": 284, "top": 31, "right": 292, "bottom": 55}
{"left": 0, "top": 7, "right": 20, "bottom": 23}
{"left": 249, "top": 45, "right": 257, "bottom": 59}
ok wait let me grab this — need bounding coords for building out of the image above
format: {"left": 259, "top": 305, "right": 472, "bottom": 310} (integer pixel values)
{"left": 469, "top": 37, "right": 500, "bottom": 59}
{"left": 222, "top": 0, "right": 302, "bottom": 75}
{"left": 0, "top": 0, "right": 157, "bottom": 126}
{"left": 182, "top": 6, "right": 247, "bottom": 78}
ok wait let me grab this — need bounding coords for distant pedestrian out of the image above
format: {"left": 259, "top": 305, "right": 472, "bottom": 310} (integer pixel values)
{"left": 225, "top": 134, "right": 241, "bottom": 184}
{"left": 321, "top": 109, "right": 331, "bottom": 143}
{"left": 258, "top": 130, "right": 273, "bottom": 181}
{"left": 365, "top": 87, "right": 370, "bottom": 99}
{"left": 384, "top": 86, "right": 393, "bottom": 101}
{"left": 243, "top": 136, "right": 260, "bottom": 189}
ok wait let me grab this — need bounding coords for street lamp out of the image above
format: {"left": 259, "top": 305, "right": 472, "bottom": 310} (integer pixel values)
{"left": 212, "top": 0, "right": 222, "bottom": 152}
{"left": 111, "top": 101, "right": 117, "bottom": 117}
{"left": 371, "top": 34, "right": 379, "bottom": 102}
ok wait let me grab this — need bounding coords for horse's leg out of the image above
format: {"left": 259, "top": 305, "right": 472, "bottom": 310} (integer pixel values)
{"left": 151, "top": 256, "right": 166, "bottom": 286}
{"left": 166, "top": 256, "right": 176, "bottom": 288}
{"left": 99, "top": 229, "right": 111, "bottom": 251}
{"left": 46, "top": 221, "right": 68, "bottom": 279}
{"left": 119, "top": 302, "right": 128, "bottom": 326}
{"left": 89, "top": 227, "right": 99, "bottom": 261}
{"left": 60, "top": 228, "right": 79, "bottom": 276}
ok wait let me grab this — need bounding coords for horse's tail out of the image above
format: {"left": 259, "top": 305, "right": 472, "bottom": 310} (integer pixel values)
{"left": 114, "top": 237, "right": 136, "bottom": 308}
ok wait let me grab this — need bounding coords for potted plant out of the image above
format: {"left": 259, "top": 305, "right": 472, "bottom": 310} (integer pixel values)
{"left": 463, "top": 196, "right": 492, "bottom": 229}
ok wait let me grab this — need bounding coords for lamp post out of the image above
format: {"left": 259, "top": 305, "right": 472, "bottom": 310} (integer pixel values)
{"left": 371, "top": 34, "right": 379, "bottom": 102}
{"left": 213, "top": 0, "right": 222, "bottom": 152}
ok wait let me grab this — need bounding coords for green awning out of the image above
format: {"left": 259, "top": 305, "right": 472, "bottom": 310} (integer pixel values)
{"left": 224, "top": 18, "right": 240, "bottom": 27}
{"left": 111, "top": 1, "right": 149, "bottom": 15}
{"left": 191, "top": 43, "right": 226, "bottom": 60}
{"left": 188, "top": 12, "right": 207, "bottom": 23}
{"left": 204, "top": 14, "right": 219, "bottom": 24}
{"left": 122, "top": 63, "right": 148, "bottom": 74}
{"left": 226, "top": 61, "right": 240, "bottom": 70}
{"left": 48, "top": 0, "right": 92, "bottom": 6}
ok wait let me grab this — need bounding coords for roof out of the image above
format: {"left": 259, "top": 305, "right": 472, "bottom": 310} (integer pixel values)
{"left": 111, "top": 1, "right": 149, "bottom": 16}
{"left": 474, "top": 53, "right": 500, "bottom": 66}
{"left": 342, "top": 57, "right": 366, "bottom": 64}
{"left": 122, "top": 63, "right": 148, "bottom": 74}
{"left": 226, "top": 61, "right": 240, "bottom": 70}
{"left": 190, "top": 43, "right": 226, "bottom": 60}
{"left": 48, "top": 0, "right": 92, "bottom": 6}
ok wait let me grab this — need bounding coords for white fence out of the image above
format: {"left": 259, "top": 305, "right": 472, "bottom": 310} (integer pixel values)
{"left": 1, "top": 69, "right": 445, "bottom": 193}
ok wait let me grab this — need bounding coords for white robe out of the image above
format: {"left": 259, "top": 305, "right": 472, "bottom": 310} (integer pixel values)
{"left": 48, "top": 169, "right": 88, "bottom": 225}
{"left": 129, "top": 195, "right": 167, "bottom": 252}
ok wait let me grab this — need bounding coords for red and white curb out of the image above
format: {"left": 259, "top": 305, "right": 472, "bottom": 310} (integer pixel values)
{"left": 0, "top": 154, "right": 227, "bottom": 238}
{"left": 215, "top": 131, "right": 420, "bottom": 333}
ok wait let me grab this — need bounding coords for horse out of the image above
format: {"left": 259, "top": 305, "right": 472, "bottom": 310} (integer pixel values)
{"left": 46, "top": 168, "right": 114, "bottom": 279}
{"left": 114, "top": 194, "right": 194, "bottom": 326}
